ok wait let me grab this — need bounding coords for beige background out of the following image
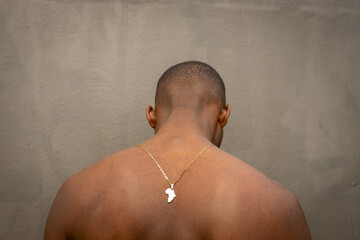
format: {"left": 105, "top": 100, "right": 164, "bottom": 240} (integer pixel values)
{"left": 1, "top": 0, "right": 359, "bottom": 239}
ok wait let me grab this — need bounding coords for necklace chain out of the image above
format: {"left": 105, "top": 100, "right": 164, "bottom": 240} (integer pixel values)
{"left": 137, "top": 144, "right": 213, "bottom": 187}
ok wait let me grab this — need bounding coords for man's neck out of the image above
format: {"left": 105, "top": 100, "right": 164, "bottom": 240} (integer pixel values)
{"left": 152, "top": 110, "right": 213, "bottom": 145}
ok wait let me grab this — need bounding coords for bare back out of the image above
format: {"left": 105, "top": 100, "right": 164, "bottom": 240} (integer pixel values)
{"left": 44, "top": 144, "right": 311, "bottom": 240}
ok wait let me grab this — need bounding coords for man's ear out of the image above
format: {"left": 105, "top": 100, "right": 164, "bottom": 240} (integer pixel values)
{"left": 219, "top": 104, "right": 231, "bottom": 128}
{"left": 146, "top": 105, "right": 157, "bottom": 129}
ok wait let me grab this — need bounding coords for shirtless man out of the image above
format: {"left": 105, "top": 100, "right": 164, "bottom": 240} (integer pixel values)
{"left": 44, "top": 61, "right": 311, "bottom": 239}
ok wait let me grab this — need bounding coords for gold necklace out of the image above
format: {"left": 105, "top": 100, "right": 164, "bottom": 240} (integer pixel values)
{"left": 137, "top": 144, "right": 213, "bottom": 203}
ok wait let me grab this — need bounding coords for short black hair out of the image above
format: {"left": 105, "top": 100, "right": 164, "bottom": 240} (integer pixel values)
{"left": 155, "top": 61, "right": 225, "bottom": 111}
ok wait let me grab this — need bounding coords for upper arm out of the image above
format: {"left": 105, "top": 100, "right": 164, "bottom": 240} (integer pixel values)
{"left": 280, "top": 192, "right": 312, "bottom": 240}
{"left": 262, "top": 180, "right": 311, "bottom": 240}
{"left": 44, "top": 177, "right": 77, "bottom": 240}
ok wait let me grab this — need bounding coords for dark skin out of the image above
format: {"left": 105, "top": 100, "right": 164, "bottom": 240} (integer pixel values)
{"left": 44, "top": 102, "right": 311, "bottom": 240}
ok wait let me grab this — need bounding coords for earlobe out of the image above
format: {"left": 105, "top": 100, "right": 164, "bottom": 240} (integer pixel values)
{"left": 219, "top": 104, "right": 231, "bottom": 128}
{"left": 145, "top": 106, "right": 157, "bottom": 129}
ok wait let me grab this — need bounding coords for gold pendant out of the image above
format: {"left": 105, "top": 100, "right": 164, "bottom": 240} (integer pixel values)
{"left": 165, "top": 184, "right": 176, "bottom": 203}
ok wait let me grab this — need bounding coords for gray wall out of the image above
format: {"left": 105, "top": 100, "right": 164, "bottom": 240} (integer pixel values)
{"left": 0, "top": 0, "right": 359, "bottom": 239}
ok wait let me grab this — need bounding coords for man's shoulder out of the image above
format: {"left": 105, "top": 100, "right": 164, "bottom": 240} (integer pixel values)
{"left": 44, "top": 147, "right": 135, "bottom": 239}
{"left": 57, "top": 147, "right": 136, "bottom": 199}
{"left": 212, "top": 149, "right": 281, "bottom": 189}
{"left": 67, "top": 146, "right": 134, "bottom": 180}
{"left": 216, "top": 150, "right": 311, "bottom": 239}
{"left": 223, "top": 150, "right": 301, "bottom": 205}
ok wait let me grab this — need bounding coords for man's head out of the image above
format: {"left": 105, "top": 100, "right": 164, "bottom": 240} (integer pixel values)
{"left": 155, "top": 61, "right": 226, "bottom": 111}
{"left": 146, "top": 61, "right": 230, "bottom": 146}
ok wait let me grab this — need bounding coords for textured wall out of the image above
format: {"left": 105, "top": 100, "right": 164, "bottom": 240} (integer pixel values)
{"left": 0, "top": 0, "right": 359, "bottom": 239}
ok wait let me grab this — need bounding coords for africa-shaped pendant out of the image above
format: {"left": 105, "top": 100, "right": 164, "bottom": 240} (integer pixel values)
{"left": 165, "top": 184, "right": 176, "bottom": 203}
